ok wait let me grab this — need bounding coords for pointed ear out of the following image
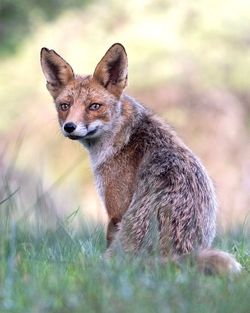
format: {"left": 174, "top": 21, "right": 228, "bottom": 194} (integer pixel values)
{"left": 93, "top": 43, "right": 128, "bottom": 98}
{"left": 40, "top": 48, "right": 74, "bottom": 99}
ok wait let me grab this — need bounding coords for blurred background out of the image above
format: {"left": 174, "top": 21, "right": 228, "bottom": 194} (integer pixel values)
{"left": 0, "top": 0, "right": 250, "bottom": 232}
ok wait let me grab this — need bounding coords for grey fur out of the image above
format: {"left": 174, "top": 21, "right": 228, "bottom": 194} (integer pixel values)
{"left": 94, "top": 95, "right": 217, "bottom": 257}
{"left": 41, "top": 44, "right": 241, "bottom": 274}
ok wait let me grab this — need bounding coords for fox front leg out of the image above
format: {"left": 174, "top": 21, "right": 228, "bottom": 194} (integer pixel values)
{"left": 106, "top": 217, "right": 120, "bottom": 247}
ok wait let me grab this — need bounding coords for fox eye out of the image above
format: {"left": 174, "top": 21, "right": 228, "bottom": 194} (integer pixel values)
{"left": 89, "top": 103, "right": 101, "bottom": 111}
{"left": 59, "top": 103, "right": 70, "bottom": 111}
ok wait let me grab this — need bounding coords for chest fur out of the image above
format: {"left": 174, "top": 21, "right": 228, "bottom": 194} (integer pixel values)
{"left": 94, "top": 145, "right": 142, "bottom": 219}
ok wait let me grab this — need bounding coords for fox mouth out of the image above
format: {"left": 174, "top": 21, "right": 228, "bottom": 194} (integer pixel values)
{"left": 67, "top": 128, "right": 98, "bottom": 140}
{"left": 67, "top": 135, "right": 84, "bottom": 140}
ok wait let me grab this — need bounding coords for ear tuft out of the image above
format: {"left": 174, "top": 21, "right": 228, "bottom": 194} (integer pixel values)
{"left": 93, "top": 43, "right": 128, "bottom": 98}
{"left": 40, "top": 48, "right": 74, "bottom": 99}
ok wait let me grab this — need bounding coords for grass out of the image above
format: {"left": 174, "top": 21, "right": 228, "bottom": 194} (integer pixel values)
{"left": 1, "top": 1, "right": 250, "bottom": 311}
{"left": 0, "top": 191, "right": 249, "bottom": 313}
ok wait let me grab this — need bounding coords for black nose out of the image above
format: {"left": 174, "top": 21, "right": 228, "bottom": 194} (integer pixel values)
{"left": 64, "top": 122, "right": 76, "bottom": 134}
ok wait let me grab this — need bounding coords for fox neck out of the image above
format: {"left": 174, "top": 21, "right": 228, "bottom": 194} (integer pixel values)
{"left": 82, "top": 94, "right": 145, "bottom": 169}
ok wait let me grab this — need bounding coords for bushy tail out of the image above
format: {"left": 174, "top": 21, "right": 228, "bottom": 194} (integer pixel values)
{"left": 196, "top": 249, "right": 242, "bottom": 275}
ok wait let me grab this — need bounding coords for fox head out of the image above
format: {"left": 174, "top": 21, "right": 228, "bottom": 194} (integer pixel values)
{"left": 40, "top": 44, "right": 128, "bottom": 143}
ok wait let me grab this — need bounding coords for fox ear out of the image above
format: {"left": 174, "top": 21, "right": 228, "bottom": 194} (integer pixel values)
{"left": 40, "top": 48, "right": 74, "bottom": 99}
{"left": 93, "top": 43, "right": 128, "bottom": 98}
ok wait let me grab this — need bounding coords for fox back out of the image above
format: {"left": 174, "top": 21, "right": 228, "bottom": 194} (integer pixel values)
{"left": 41, "top": 43, "right": 241, "bottom": 274}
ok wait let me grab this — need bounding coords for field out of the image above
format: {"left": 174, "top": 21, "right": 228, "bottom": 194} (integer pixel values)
{"left": 1, "top": 1, "right": 250, "bottom": 312}
{"left": 0, "top": 195, "right": 249, "bottom": 313}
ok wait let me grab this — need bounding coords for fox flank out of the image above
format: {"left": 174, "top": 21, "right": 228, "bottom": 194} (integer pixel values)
{"left": 40, "top": 43, "right": 242, "bottom": 275}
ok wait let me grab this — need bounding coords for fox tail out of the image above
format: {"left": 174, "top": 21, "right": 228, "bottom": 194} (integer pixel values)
{"left": 196, "top": 249, "right": 242, "bottom": 275}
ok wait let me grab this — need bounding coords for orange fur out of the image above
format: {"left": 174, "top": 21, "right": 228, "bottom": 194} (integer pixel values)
{"left": 40, "top": 43, "right": 242, "bottom": 275}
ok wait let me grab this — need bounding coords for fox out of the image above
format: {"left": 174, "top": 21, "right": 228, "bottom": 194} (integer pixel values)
{"left": 40, "top": 43, "right": 242, "bottom": 275}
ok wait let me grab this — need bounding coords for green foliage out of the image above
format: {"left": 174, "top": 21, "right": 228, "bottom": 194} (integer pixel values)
{"left": 0, "top": 193, "right": 249, "bottom": 313}
{"left": 0, "top": 0, "right": 90, "bottom": 55}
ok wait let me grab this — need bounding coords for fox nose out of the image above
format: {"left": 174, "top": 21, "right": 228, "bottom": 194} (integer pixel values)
{"left": 64, "top": 122, "right": 76, "bottom": 134}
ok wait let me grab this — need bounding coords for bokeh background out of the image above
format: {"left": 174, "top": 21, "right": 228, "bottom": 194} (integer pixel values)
{"left": 1, "top": 0, "right": 250, "bottom": 231}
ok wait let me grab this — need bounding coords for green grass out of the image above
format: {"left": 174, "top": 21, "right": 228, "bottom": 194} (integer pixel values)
{"left": 0, "top": 195, "right": 249, "bottom": 313}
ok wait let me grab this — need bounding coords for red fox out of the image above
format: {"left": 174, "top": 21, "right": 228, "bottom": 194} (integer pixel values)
{"left": 40, "top": 43, "right": 241, "bottom": 275}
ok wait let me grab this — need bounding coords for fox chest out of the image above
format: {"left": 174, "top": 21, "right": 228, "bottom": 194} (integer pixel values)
{"left": 94, "top": 157, "right": 139, "bottom": 219}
